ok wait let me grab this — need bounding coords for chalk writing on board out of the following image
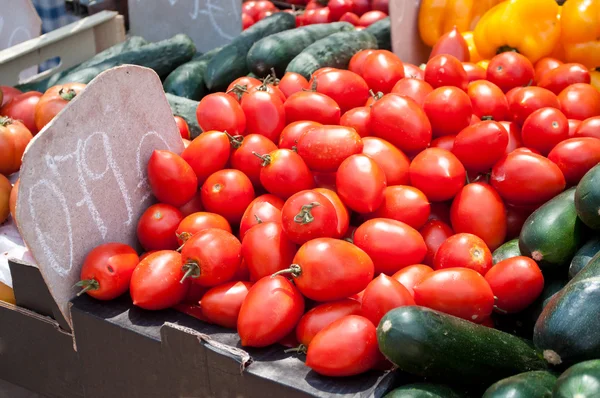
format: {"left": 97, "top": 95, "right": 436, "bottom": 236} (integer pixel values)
{"left": 0, "top": 15, "right": 32, "bottom": 48}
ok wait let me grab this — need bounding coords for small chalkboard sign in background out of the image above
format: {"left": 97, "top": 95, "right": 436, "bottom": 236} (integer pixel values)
{"left": 15, "top": 65, "right": 184, "bottom": 327}
{"left": 128, "top": 0, "right": 242, "bottom": 53}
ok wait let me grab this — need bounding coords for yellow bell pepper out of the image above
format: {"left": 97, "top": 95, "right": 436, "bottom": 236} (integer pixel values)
{"left": 560, "top": 0, "right": 600, "bottom": 69}
{"left": 591, "top": 69, "right": 600, "bottom": 92}
{"left": 462, "top": 31, "right": 483, "bottom": 63}
{"left": 473, "top": 0, "right": 561, "bottom": 64}
{"left": 418, "top": 0, "right": 503, "bottom": 47}
{"left": 477, "top": 60, "right": 490, "bottom": 70}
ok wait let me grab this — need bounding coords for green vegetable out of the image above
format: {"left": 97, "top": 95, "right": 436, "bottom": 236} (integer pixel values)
{"left": 165, "top": 93, "right": 200, "bottom": 139}
{"left": 365, "top": 17, "right": 391, "bottom": 51}
{"left": 492, "top": 238, "right": 521, "bottom": 264}
{"left": 569, "top": 236, "right": 600, "bottom": 279}
{"left": 553, "top": 360, "right": 600, "bottom": 398}
{"left": 384, "top": 383, "right": 464, "bottom": 398}
{"left": 575, "top": 163, "right": 600, "bottom": 230}
{"left": 482, "top": 371, "right": 557, "bottom": 398}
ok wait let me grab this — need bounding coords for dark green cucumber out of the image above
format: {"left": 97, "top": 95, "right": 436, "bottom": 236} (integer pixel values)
{"left": 482, "top": 371, "right": 557, "bottom": 398}
{"left": 365, "top": 17, "right": 391, "bottom": 51}
{"left": 286, "top": 30, "right": 378, "bottom": 79}
{"left": 205, "top": 13, "right": 296, "bottom": 91}
{"left": 553, "top": 360, "right": 600, "bottom": 398}
{"left": 575, "top": 164, "right": 600, "bottom": 230}
{"left": 247, "top": 22, "right": 354, "bottom": 77}
{"left": 569, "top": 236, "right": 600, "bottom": 279}
{"left": 165, "top": 93, "right": 201, "bottom": 139}
{"left": 534, "top": 252, "right": 600, "bottom": 366}
{"left": 493, "top": 239, "right": 521, "bottom": 264}
{"left": 163, "top": 46, "right": 224, "bottom": 101}
{"left": 384, "top": 383, "right": 464, "bottom": 398}
{"left": 55, "top": 34, "right": 196, "bottom": 85}
{"left": 377, "top": 306, "right": 548, "bottom": 386}
{"left": 519, "top": 188, "right": 585, "bottom": 275}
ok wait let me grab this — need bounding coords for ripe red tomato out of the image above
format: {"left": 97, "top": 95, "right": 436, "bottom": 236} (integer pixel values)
{"left": 506, "top": 204, "right": 534, "bottom": 240}
{"left": 568, "top": 119, "right": 582, "bottom": 137}
{"left": 419, "top": 219, "right": 454, "bottom": 267}
{"left": 284, "top": 91, "right": 341, "bottom": 125}
{"left": 311, "top": 69, "right": 370, "bottom": 113}
{"left": 314, "top": 188, "right": 350, "bottom": 238}
{"left": 371, "top": 0, "right": 389, "bottom": 12}
{"left": 340, "top": 11, "right": 360, "bottom": 25}
{"left": 278, "top": 120, "right": 321, "bottom": 150}
{"left": 404, "top": 63, "right": 425, "bottom": 80}
{"left": 500, "top": 120, "right": 523, "bottom": 155}
{"left": 278, "top": 72, "right": 309, "bottom": 98}
{"left": 392, "top": 264, "right": 434, "bottom": 297}
{"left": 424, "top": 87, "right": 473, "bottom": 137}
{"left": 306, "top": 315, "right": 379, "bottom": 377}
{"left": 467, "top": 80, "right": 508, "bottom": 121}
{"left": 428, "top": 202, "right": 452, "bottom": 224}
{"left": 354, "top": 218, "right": 427, "bottom": 275}
{"left": 414, "top": 268, "right": 495, "bottom": 323}
{"left": 180, "top": 228, "right": 242, "bottom": 287}
{"left": 227, "top": 76, "right": 262, "bottom": 102}
{"left": 361, "top": 137, "right": 410, "bottom": 186}
{"left": 486, "top": 52, "right": 535, "bottom": 93}
{"left": 181, "top": 281, "right": 208, "bottom": 304}
{"left": 352, "top": 0, "right": 370, "bottom": 15}
{"left": 251, "top": 82, "right": 286, "bottom": 103}
{"left": 281, "top": 190, "right": 338, "bottom": 244}
{"left": 349, "top": 49, "right": 378, "bottom": 76}
{"left": 548, "top": 137, "right": 600, "bottom": 186}
{"left": 137, "top": 204, "right": 183, "bottom": 251}
{"left": 534, "top": 57, "right": 563, "bottom": 84}
{"left": 130, "top": 251, "right": 189, "bottom": 310}
{"left": 434, "top": 233, "right": 493, "bottom": 275}
{"left": 313, "top": 171, "right": 337, "bottom": 190}
{"left": 370, "top": 94, "right": 432, "bottom": 154}
{"left": 230, "top": 133, "right": 277, "bottom": 186}
{"left": 0, "top": 91, "right": 42, "bottom": 135}
{"left": 242, "top": 12, "right": 255, "bottom": 29}
{"left": 0, "top": 118, "right": 33, "bottom": 176}
{"left": 242, "top": 222, "right": 297, "bottom": 281}
{"left": 450, "top": 183, "right": 507, "bottom": 251}
{"left": 178, "top": 193, "right": 204, "bottom": 217}
{"left": 243, "top": 0, "right": 276, "bottom": 19}
{"left": 237, "top": 275, "right": 305, "bottom": 347}
{"left": 424, "top": 54, "right": 469, "bottom": 91}
{"left": 430, "top": 135, "right": 456, "bottom": 151}
{"left": 558, "top": 83, "right": 600, "bottom": 120}
{"left": 297, "top": 125, "right": 363, "bottom": 172}
{"left": 508, "top": 86, "right": 561, "bottom": 126}
{"left": 240, "top": 89, "right": 285, "bottom": 142}
{"left": 328, "top": 0, "right": 354, "bottom": 20}
{"left": 429, "top": 27, "right": 469, "bottom": 62}
{"left": 485, "top": 256, "right": 544, "bottom": 313}
{"left": 575, "top": 116, "right": 600, "bottom": 139}
{"left": 78, "top": 243, "right": 139, "bottom": 300}
{"left": 0, "top": 86, "right": 22, "bottom": 107}
{"left": 361, "top": 50, "right": 405, "bottom": 94}
{"left": 340, "top": 106, "right": 371, "bottom": 137}
{"left": 538, "top": 63, "right": 591, "bottom": 95}
{"left": 491, "top": 151, "right": 566, "bottom": 206}
{"left": 200, "top": 281, "right": 253, "bottom": 328}
{"left": 201, "top": 169, "right": 255, "bottom": 224}
{"left": 452, "top": 121, "right": 509, "bottom": 172}
{"left": 358, "top": 10, "right": 387, "bottom": 27}
{"left": 295, "top": 299, "right": 361, "bottom": 346}
{"left": 391, "top": 78, "right": 433, "bottom": 107}
{"left": 174, "top": 116, "right": 191, "bottom": 140}
{"left": 196, "top": 93, "right": 246, "bottom": 135}
{"left": 34, "top": 83, "right": 86, "bottom": 131}
{"left": 360, "top": 274, "right": 415, "bottom": 326}
{"left": 239, "top": 194, "right": 284, "bottom": 237}
{"left": 258, "top": 148, "right": 315, "bottom": 198}
{"left": 175, "top": 212, "right": 231, "bottom": 245}
{"left": 409, "top": 148, "right": 466, "bottom": 202}
{"left": 370, "top": 185, "right": 430, "bottom": 229}
{"left": 463, "top": 62, "right": 487, "bottom": 82}
{"left": 336, "top": 154, "right": 387, "bottom": 213}
{"left": 181, "top": 130, "right": 233, "bottom": 184}
{"left": 521, "top": 107, "right": 569, "bottom": 155}
{"left": 147, "top": 150, "right": 197, "bottom": 207}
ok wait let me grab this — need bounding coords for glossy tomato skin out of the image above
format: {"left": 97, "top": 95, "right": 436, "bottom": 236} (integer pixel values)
{"left": 313, "top": 171, "right": 337, "bottom": 190}
{"left": 239, "top": 194, "right": 284, "bottom": 237}
{"left": 548, "top": 137, "right": 600, "bottom": 186}
{"left": 196, "top": 93, "right": 246, "bottom": 135}
{"left": 34, "top": 83, "right": 86, "bottom": 131}
{"left": 575, "top": 116, "right": 600, "bottom": 139}
{"left": 240, "top": 89, "right": 285, "bottom": 142}
{"left": 429, "top": 26, "right": 469, "bottom": 62}
{"left": 500, "top": 121, "right": 523, "bottom": 155}
{"left": 419, "top": 219, "right": 454, "bottom": 267}
{"left": 424, "top": 54, "right": 468, "bottom": 91}
{"left": 226, "top": 76, "right": 261, "bottom": 102}
{"left": 361, "top": 50, "right": 405, "bottom": 94}
{"left": 370, "top": 185, "right": 430, "bottom": 229}
{"left": 534, "top": 57, "right": 563, "bottom": 84}
{"left": 558, "top": 83, "right": 600, "bottom": 120}
{"left": 284, "top": 91, "right": 341, "bottom": 125}
{"left": 200, "top": 281, "right": 253, "bottom": 328}
{"left": 491, "top": 151, "right": 566, "bottom": 206}
{"left": 179, "top": 193, "right": 204, "bottom": 217}
{"left": 281, "top": 190, "right": 338, "bottom": 244}
{"left": 392, "top": 264, "right": 434, "bottom": 297}
{"left": 450, "top": 183, "right": 507, "bottom": 251}
{"left": 314, "top": 188, "right": 350, "bottom": 239}
{"left": 484, "top": 256, "right": 544, "bottom": 314}
{"left": 0, "top": 91, "right": 42, "bottom": 135}
{"left": 468, "top": 80, "right": 508, "bottom": 121}
{"left": 414, "top": 267, "right": 495, "bottom": 323}
{"left": 278, "top": 72, "right": 309, "bottom": 98}
{"left": 201, "top": 169, "right": 255, "bottom": 224}
{"left": 242, "top": 12, "right": 255, "bottom": 30}
{"left": 463, "top": 63, "right": 487, "bottom": 82}
{"left": 358, "top": 10, "right": 387, "bottom": 26}
{"left": 259, "top": 149, "right": 315, "bottom": 199}
{"left": 311, "top": 70, "right": 370, "bottom": 113}
{"left": 508, "top": 87, "right": 560, "bottom": 126}
{"left": 130, "top": 251, "right": 189, "bottom": 310}
{"left": 175, "top": 212, "right": 231, "bottom": 245}
{"left": 336, "top": 154, "right": 387, "bottom": 213}
{"left": 242, "top": 221, "right": 297, "bottom": 281}
{"left": 361, "top": 137, "right": 410, "bottom": 186}
{"left": 434, "top": 233, "right": 493, "bottom": 276}
{"left": 0, "top": 86, "right": 21, "bottom": 107}
{"left": 409, "top": 148, "right": 466, "bottom": 202}
{"left": 339, "top": 11, "right": 360, "bottom": 25}
{"left": 538, "top": 63, "right": 591, "bottom": 95}
{"left": 424, "top": 87, "right": 472, "bottom": 137}
{"left": 180, "top": 228, "right": 242, "bottom": 287}
{"left": 306, "top": 315, "right": 380, "bottom": 377}
{"left": 137, "top": 204, "right": 183, "bottom": 251}
{"left": 0, "top": 118, "right": 33, "bottom": 176}
{"left": 279, "top": 120, "right": 321, "bottom": 150}
{"left": 304, "top": 7, "right": 331, "bottom": 24}
{"left": 237, "top": 275, "right": 305, "bottom": 347}
{"left": 430, "top": 135, "right": 456, "bottom": 151}
{"left": 354, "top": 218, "right": 427, "bottom": 275}
{"left": 404, "top": 63, "right": 424, "bottom": 80}
{"left": 486, "top": 52, "right": 535, "bottom": 93}
{"left": 340, "top": 107, "right": 371, "bottom": 137}
{"left": 391, "top": 78, "right": 433, "bottom": 107}
{"left": 505, "top": 204, "right": 535, "bottom": 240}
{"left": 174, "top": 116, "right": 191, "bottom": 140}
{"left": 147, "top": 150, "right": 197, "bottom": 207}
{"left": 452, "top": 121, "right": 509, "bottom": 172}
{"left": 181, "top": 131, "right": 232, "bottom": 184}
{"left": 568, "top": 119, "right": 581, "bottom": 137}
{"left": 230, "top": 134, "right": 277, "bottom": 187}
{"left": 360, "top": 274, "right": 415, "bottom": 326}
{"left": 370, "top": 94, "right": 432, "bottom": 154}
{"left": 521, "top": 107, "right": 569, "bottom": 156}
{"left": 78, "top": 243, "right": 139, "bottom": 300}
{"left": 297, "top": 125, "right": 363, "bottom": 172}
{"left": 295, "top": 299, "right": 362, "bottom": 346}
{"left": 349, "top": 49, "right": 378, "bottom": 76}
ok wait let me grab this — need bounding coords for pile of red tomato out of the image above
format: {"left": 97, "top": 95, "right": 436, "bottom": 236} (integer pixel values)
{"left": 242, "top": 0, "right": 389, "bottom": 30}
{"left": 78, "top": 45, "right": 600, "bottom": 378}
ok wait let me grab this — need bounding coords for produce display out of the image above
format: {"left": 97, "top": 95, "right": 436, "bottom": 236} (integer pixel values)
{"left": 2, "top": 0, "right": 600, "bottom": 396}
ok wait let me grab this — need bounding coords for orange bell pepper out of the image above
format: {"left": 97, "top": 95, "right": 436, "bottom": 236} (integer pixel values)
{"left": 477, "top": 60, "right": 490, "bottom": 71}
{"left": 462, "top": 31, "right": 483, "bottom": 63}
{"left": 560, "top": 0, "right": 600, "bottom": 69}
{"left": 591, "top": 69, "right": 600, "bottom": 92}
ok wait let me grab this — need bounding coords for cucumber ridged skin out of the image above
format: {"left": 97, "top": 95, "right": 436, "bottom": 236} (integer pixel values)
{"left": 534, "top": 252, "right": 600, "bottom": 366}
{"left": 165, "top": 93, "right": 201, "bottom": 139}
{"left": 377, "top": 306, "right": 548, "bottom": 386}
{"left": 569, "top": 236, "right": 600, "bottom": 279}
{"left": 365, "top": 17, "right": 391, "bottom": 51}
{"left": 246, "top": 22, "right": 354, "bottom": 77}
{"left": 482, "top": 371, "right": 557, "bottom": 398}
{"left": 163, "top": 46, "right": 224, "bottom": 100}
{"left": 492, "top": 238, "right": 521, "bottom": 264}
{"left": 286, "top": 30, "right": 378, "bottom": 80}
{"left": 553, "top": 360, "right": 600, "bottom": 398}
{"left": 575, "top": 164, "right": 600, "bottom": 230}
{"left": 205, "top": 13, "right": 296, "bottom": 91}
{"left": 384, "top": 383, "right": 464, "bottom": 398}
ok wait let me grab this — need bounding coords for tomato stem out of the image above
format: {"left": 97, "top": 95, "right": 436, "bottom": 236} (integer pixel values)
{"left": 75, "top": 279, "right": 99, "bottom": 296}
{"left": 293, "top": 202, "right": 320, "bottom": 224}
{"left": 497, "top": 46, "right": 519, "bottom": 54}
{"left": 481, "top": 115, "right": 494, "bottom": 121}
{"left": 0, "top": 116, "right": 14, "bottom": 127}
{"left": 284, "top": 344, "right": 307, "bottom": 354}
{"left": 226, "top": 84, "right": 248, "bottom": 101}
{"left": 225, "top": 131, "right": 244, "bottom": 149}
{"left": 368, "top": 90, "right": 383, "bottom": 106}
{"left": 252, "top": 152, "right": 272, "bottom": 166}
{"left": 180, "top": 262, "right": 201, "bottom": 284}
{"left": 59, "top": 88, "right": 78, "bottom": 101}
{"left": 271, "top": 264, "right": 302, "bottom": 278}
{"left": 254, "top": 214, "right": 263, "bottom": 224}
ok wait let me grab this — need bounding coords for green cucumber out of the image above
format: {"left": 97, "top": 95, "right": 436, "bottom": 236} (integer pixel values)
{"left": 384, "top": 383, "right": 464, "bottom": 398}
{"left": 482, "top": 371, "right": 557, "bottom": 398}
{"left": 55, "top": 34, "right": 196, "bottom": 85}
{"left": 519, "top": 188, "right": 585, "bottom": 275}
{"left": 534, "top": 252, "right": 600, "bottom": 366}
{"left": 365, "top": 17, "right": 391, "bottom": 51}
{"left": 205, "top": 13, "right": 296, "bottom": 91}
{"left": 493, "top": 239, "right": 521, "bottom": 264}
{"left": 246, "top": 22, "right": 354, "bottom": 77}
{"left": 377, "top": 306, "right": 548, "bottom": 386}
{"left": 553, "top": 360, "right": 600, "bottom": 398}
{"left": 575, "top": 164, "right": 600, "bottom": 230}
{"left": 569, "top": 236, "right": 600, "bottom": 279}
{"left": 165, "top": 93, "right": 200, "bottom": 139}
{"left": 286, "top": 30, "right": 378, "bottom": 80}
